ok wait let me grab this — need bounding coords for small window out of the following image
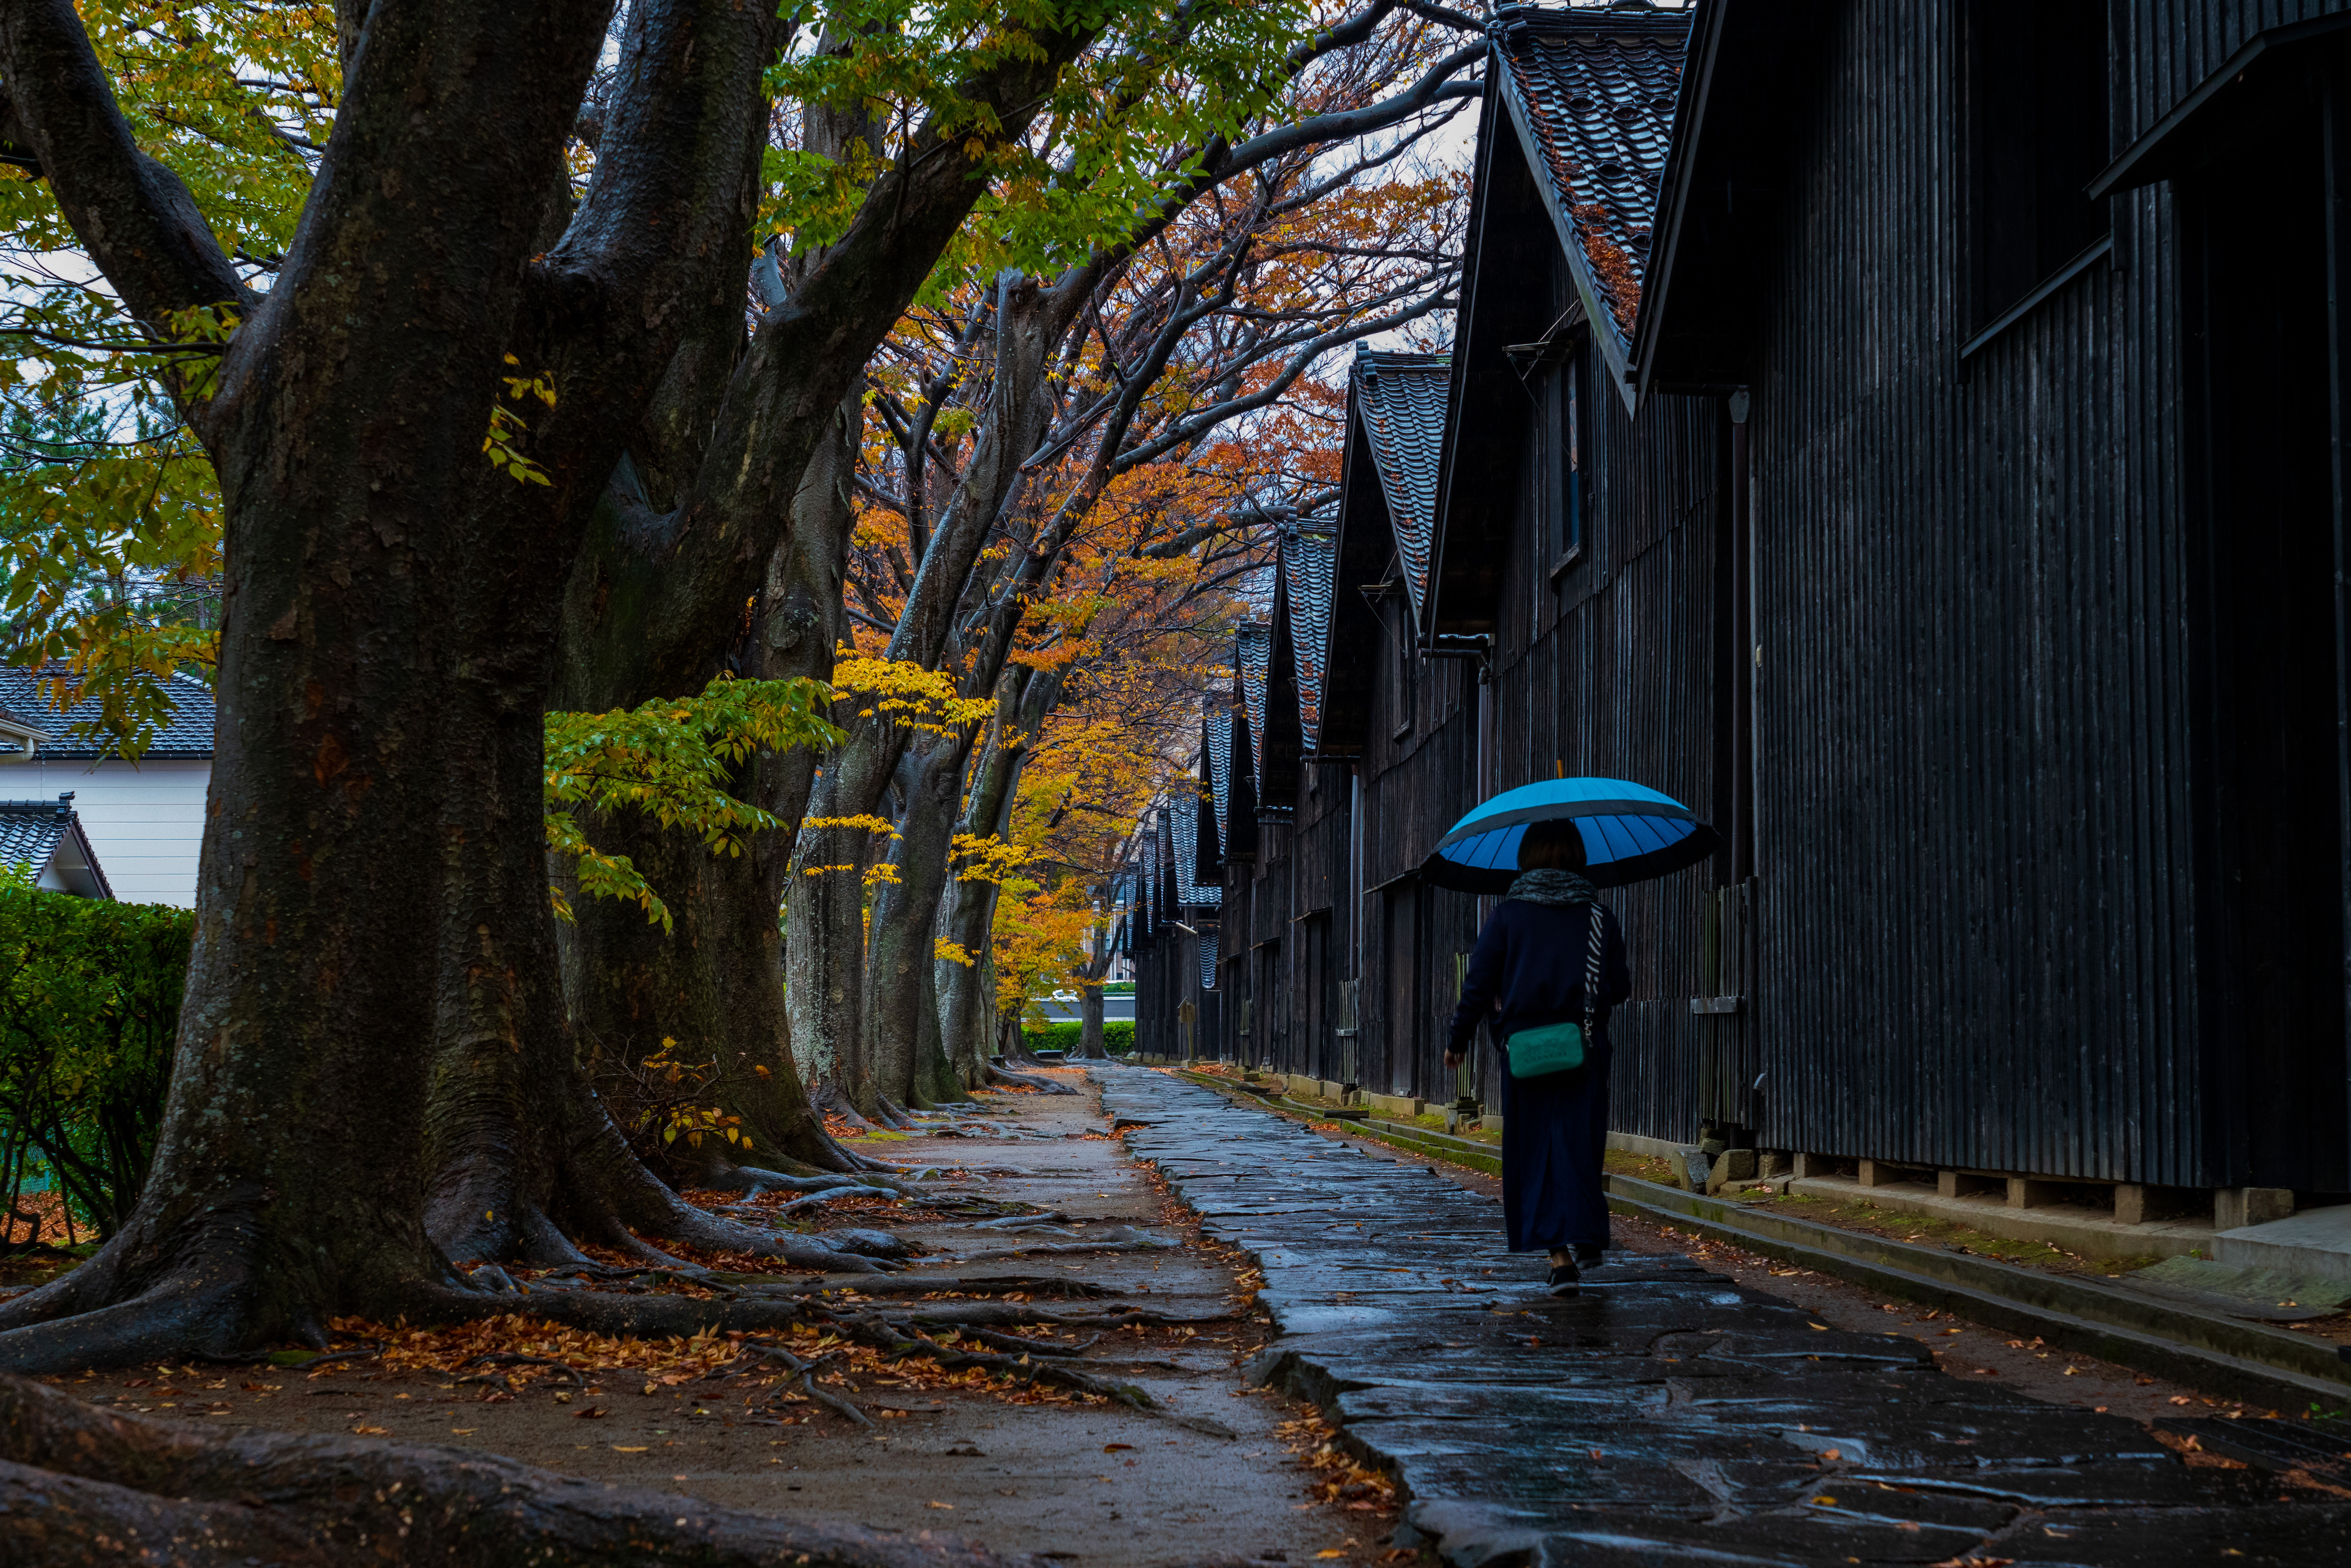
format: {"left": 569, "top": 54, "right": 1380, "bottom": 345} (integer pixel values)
{"left": 1547, "top": 341, "right": 1589, "bottom": 581}
{"left": 1966, "top": 0, "right": 2110, "bottom": 329}
{"left": 1390, "top": 591, "right": 1416, "bottom": 739}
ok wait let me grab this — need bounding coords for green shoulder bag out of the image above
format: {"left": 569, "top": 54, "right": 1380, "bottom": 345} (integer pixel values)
{"left": 1506, "top": 899, "right": 1609, "bottom": 1081}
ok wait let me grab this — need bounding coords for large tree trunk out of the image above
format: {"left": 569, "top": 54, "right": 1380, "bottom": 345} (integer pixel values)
{"left": 863, "top": 726, "right": 979, "bottom": 1109}
{"left": 783, "top": 736, "right": 893, "bottom": 1112}
{"left": 1077, "top": 983, "right": 1107, "bottom": 1060}
{"left": 551, "top": 386, "right": 870, "bottom": 1175}
{"left": 0, "top": 0, "right": 620, "bottom": 1372}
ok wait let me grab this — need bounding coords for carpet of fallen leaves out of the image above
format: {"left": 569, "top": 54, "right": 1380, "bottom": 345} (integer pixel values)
{"left": 316, "top": 1314, "right": 1125, "bottom": 1412}
{"left": 1278, "top": 1412, "right": 1399, "bottom": 1516}
{"left": 2, "top": 1190, "right": 81, "bottom": 1246}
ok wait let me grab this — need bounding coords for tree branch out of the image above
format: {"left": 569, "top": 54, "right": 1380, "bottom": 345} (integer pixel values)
{"left": 0, "top": 1, "right": 249, "bottom": 331}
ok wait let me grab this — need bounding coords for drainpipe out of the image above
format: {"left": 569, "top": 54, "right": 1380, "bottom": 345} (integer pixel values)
{"left": 1728, "top": 388, "right": 1755, "bottom": 884}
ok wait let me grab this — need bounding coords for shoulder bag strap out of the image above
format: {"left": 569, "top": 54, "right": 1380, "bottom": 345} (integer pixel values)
{"left": 1584, "top": 899, "right": 1608, "bottom": 1040}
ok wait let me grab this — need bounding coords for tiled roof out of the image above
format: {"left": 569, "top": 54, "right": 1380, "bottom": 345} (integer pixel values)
{"left": 0, "top": 665, "right": 216, "bottom": 759}
{"left": 1205, "top": 711, "right": 1233, "bottom": 852}
{"left": 1170, "top": 786, "right": 1221, "bottom": 908}
{"left": 0, "top": 796, "right": 112, "bottom": 899}
{"left": 1351, "top": 351, "right": 1451, "bottom": 619}
{"left": 1236, "top": 624, "right": 1271, "bottom": 795}
{"left": 1492, "top": 3, "right": 1689, "bottom": 350}
{"left": 1282, "top": 528, "right": 1338, "bottom": 754}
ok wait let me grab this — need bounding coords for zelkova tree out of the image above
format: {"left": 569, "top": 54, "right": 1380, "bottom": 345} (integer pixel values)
{"left": 0, "top": 0, "right": 1255, "bottom": 1370}
{"left": 533, "top": 0, "right": 1472, "bottom": 1138}
{"left": 812, "top": 14, "right": 1478, "bottom": 1116}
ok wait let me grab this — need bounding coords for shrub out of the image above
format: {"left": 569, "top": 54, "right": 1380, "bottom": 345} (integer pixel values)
{"left": 0, "top": 884, "right": 192, "bottom": 1245}
{"left": 1020, "top": 1019, "right": 1135, "bottom": 1056}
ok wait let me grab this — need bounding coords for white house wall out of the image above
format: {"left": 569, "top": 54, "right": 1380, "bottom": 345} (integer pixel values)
{"left": 16, "top": 758, "right": 208, "bottom": 907}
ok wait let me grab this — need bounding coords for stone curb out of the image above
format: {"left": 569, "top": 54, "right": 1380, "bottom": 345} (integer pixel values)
{"left": 1606, "top": 1180, "right": 2351, "bottom": 1416}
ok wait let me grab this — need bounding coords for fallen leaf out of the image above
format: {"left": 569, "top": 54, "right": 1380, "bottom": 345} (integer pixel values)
{"left": 573, "top": 1406, "right": 608, "bottom": 1419}
{"left": 1316, "top": 1554, "right": 1346, "bottom": 1561}
{"left": 927, "top": 1501, "right": 954, "bottom": 1510}
{"left": 1807, "top": 1323, "right": 1830, "bottom": 1332}
{"left": 351, "top": 1425, "right": 388, "bottom": 1435}
{"left": 1104, "top": 1443, "right": 1135, "bottom": 1452}
{"left": 451, "top": 1428, "right": 476, "bottom": 1435}
{"left": 1811, "top": 1495, "right": 1837, "bottom": 1506}
{"left": 1823, "top": 1449, "right": 1841, "bottom": 1463}
{"left": 612, "top": 1446, "right": 650, "bottom": 1453}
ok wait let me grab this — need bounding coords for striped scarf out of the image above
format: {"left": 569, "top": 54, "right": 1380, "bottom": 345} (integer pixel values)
{"left": 1506, "top": 868, "right": 1597, "bottom": 907}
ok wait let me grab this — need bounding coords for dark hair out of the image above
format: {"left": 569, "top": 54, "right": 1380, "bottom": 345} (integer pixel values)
{"left": 1517, "top": 819, "right": 1587, "bottom": 872}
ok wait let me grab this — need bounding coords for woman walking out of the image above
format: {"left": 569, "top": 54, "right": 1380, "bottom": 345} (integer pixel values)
{"left": 1443, "top": 818, "right": 1630, "bottom": 1296}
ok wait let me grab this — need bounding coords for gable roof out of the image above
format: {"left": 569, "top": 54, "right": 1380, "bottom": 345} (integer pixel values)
{"left": 1282, "top": 527, "right": 1339, "bottom": 756}
{"left": 1631, "top": 0, "right": 1828, "bottom": 397}
{"left": 0, "top": 794, "right": 113, "bottom": 899}
{"left": 1205, "top": 708, "right": 1234, "bottom": 854}
{"left": 0, "top": 666, "right": 217, "bottom": 760}
{"left": 1170, "top": 785, "right": 1221, "bottom": 908}
{"left": 1351, "top": 351, "right": 1451, "bottom": 621}
{"left": 1491, "top": 2, "right": 1690, "bottom": 402}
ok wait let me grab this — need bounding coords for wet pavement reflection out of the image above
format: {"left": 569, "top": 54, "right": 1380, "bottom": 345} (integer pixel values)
{"left": 1101, "top": 1065, "right": 2351, "bottom": 1566}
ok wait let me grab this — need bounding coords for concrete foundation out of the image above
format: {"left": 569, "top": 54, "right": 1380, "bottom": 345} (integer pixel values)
{"left": 2214, "top": 1204, "right": 2351, "bottom": 1284}
{"left": 1783, "top": 1172, "right": 2215, "bottom": 1264}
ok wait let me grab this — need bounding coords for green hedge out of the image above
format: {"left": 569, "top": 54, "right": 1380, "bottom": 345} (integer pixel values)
{"left": 1021, "top": 1019, "right": 1135, "bottom": 1056}
{"left": 0, "top": 885, "right": 192, "bottom": 1244}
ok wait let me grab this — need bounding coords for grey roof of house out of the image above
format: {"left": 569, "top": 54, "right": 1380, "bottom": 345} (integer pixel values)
{"left": 1170, "top": 786, "right": 1221, "bottom": 908}
{"left": 1205, "top": 706, "right": 1234, "bottom": 847}
{"left": 1491, "top": 2, "right": 1689, "bottom": 354}
{"left": 1237, "top": 624, "right": 1272, "bottom": 795}
{"left": 0, "top": 796, "right": 113, "bottom": 899}
{"left": 1282, "top": 528, "right": 1339, "bottom": 754}
{"left": 1351, "top": 351, "right": 1451, "bottom": 620}
{"left": 0, "top": 666, "right": 216, "bottom": 759}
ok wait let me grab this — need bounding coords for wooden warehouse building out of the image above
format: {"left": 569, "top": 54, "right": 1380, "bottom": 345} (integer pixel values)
{"left": 1124, "top": 0, "right": 2351, "bottom": 1263}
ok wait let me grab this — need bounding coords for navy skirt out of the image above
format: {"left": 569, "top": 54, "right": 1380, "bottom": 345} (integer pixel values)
{"left": 1494, "top": 1041, "right": 1612, "bottom": 1254}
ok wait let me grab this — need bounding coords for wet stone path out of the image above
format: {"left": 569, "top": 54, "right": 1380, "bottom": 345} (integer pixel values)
{"left": 1098, "top": 1064, "right": 2351, "bottom": 1567}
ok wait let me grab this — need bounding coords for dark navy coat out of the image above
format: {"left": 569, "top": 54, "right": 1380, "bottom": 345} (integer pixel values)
{"left": 1446, "top": 898, "right": 1631, "bottom": 1058}
{"left": 1446, "top": 898, "right": 1632, "bottom": 1255}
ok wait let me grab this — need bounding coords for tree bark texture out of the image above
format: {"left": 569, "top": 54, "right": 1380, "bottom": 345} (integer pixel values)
{"left": 1077, "top": 984, "right": 1107, "bottom": 1060}
{"left": 784, "top": 745, "right": 888, "bottom": 1110}
{"left": 936, "top": 706, "right": 1032, "bottom": 1082}
{"left": 863, "top": 726, "right": 980, "bottom": 1108}
{"left": 0, "top": 0, "right": 626, "bottom": 1370}
{"left": 0, "top": 0, "right": 813, "bottom": 1367}
{"left": 551, "top": 384, "right": 870, "bottom": 1177}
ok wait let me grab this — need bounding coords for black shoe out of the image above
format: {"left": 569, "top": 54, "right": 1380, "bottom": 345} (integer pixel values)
{"left": 1546, "top": 1259, "right": 1580, "bottom": 1296}
{"left": 1574, "top": 1244, "right": 1605, "bottom": 1269}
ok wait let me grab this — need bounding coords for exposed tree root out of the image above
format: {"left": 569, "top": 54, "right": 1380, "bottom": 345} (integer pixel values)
{"left": 982, "top": 1067, "right": 1077, "bottom": 1095}
{"left": 0, "top": 1373, "right": 1039, "bottom": 1567}
{"left": 740, "top": 1342, "right": 873, "bottom": 1426}
{"left": 800, "top": 1311, "right": 1234, "bottom": 1438}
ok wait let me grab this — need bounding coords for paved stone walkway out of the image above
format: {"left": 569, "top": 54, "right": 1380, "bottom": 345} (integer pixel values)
{"left": 1099, "top": 1065, "right": 2351, "bottom": 1567}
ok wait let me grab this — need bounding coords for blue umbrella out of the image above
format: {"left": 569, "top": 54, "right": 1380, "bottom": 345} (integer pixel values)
{"left": 1419, "top": 776, "right": 1719, "bottom": 893}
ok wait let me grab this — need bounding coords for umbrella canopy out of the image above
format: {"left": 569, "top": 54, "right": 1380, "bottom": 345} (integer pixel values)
{"left": 1420, "top": 776, "right": 1719, "bottom": 893}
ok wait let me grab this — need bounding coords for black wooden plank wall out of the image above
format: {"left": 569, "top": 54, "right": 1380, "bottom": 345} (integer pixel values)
{"left": 2122, "top": 0, "right": 2351, "bottom": 139}
{"left": 1489, "top": 359, "right": 1727, "bottom": 1145}
{"left": 1742, "top": 1, "right": 2215, "bottom": 1183}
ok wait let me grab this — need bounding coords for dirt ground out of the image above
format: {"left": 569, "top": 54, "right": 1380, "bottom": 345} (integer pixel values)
{"left": 48, "top": 1077, "right": 1395, "bottom": 1568}
{"left": 30, "top": 1066, "right": 2289, "bottom": 1565}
